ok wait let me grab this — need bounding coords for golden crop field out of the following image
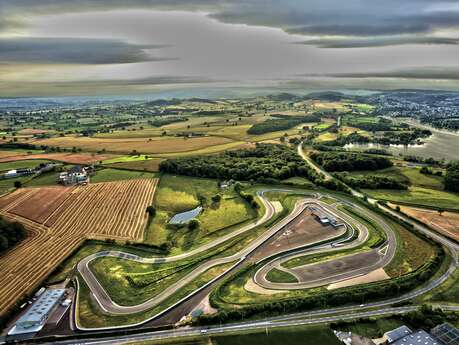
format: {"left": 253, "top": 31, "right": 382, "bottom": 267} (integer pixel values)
{"left": 31, "top": 135, "right": 234, "bottom": 154}
{"left": 0, "top": 179, "right": 158, "bottom": 316}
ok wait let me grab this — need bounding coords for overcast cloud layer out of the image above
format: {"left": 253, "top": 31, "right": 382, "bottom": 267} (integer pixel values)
{"left": 1, "top": 0, "right": 459, "bottom": 96}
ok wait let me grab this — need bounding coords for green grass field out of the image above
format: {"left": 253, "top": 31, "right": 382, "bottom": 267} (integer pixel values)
{"left": 335, "top": 316, "right": 404, "bottom": 338}
{"left": 128, "top": 325, "right": 341, "bottom": 345}
{"left": 76, "top": 261, "right": 234, "bottom": 328}
{"left": 266, "top": 268, "right": 298, "bottom": 283}
{"left": 419, "top": 269, "right": 459, "bottom": 305}
{"left": 46, "top": 240, "right": 167, "bottom": 285}
{"left": 90, "top": 168, "right": 157, "bottom": 183}
{"left": 365, "top": 187, "right": 459, "bottom": 211}
{"left": 24, "top": 171, "right": 59, "bottom": 187}
{"left": 349, "top": 166, "right": 459, "bottom": 210}
{"left": 145, "top": 175, "right": 257, "bottom": 253}
{"left": 0, "top": 159, "right": 53, "bottom": 172}
{"left": 384, "top": 219, "right": 436, "bottom": 277}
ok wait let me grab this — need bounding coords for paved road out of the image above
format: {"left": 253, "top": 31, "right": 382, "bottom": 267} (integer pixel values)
{"left": 76, "top": 194, "right": 319, "bottom": 329}
{"left": 72, "top": 144, "right": 458, "bottom": 333}
{"left": 297, "top": 144, "right": 333, "bottom": 181}
{"left": 39, "top": 304, "right": 459, "bottom": 345}
{"left": 300, "top": 142, "right": 459, "bottom": 264}
{"left": 255, "top": 198, "right": 397, "bottom": 290}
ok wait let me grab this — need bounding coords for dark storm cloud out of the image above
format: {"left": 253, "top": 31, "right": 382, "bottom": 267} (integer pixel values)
{"left": 307, "top": 67, "right": 459, "bottom": 81}
{"left": 297, "top": 36, "right": 459, "bottom": 48}
{"left": 2, "top": 0, "right": 459, "bottom": 42}
{"left": 0, "top": 37, "right": 171, "bottom": 64}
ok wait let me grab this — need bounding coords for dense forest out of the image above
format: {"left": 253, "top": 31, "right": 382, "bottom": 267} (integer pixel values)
{"left": 0, "top": 218, "right": 27, "bottom": 253}
{"left": 421, "top": 117, "right": 459, "bottom": 131}
{"left": 309, "top": 151, "right": 393, "bottom": 172}
{"left": 159, "top": 144, "right": 350, "bottom": 192}
{"left": 334, "top": 172, "right": 408, "bottom": 190}
{"left": 247, "top": 115, "right": 319, "bottom": 135}
{"left": 160, "top": 144, "right": 316, "bottom": 182}
{"left": 445, "top": 162, "right": 459, "bottom": 192}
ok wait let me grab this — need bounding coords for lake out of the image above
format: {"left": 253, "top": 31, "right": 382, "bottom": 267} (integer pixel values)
{"left": 345, "top": 122, "right": 459, "bottom": 161}
{"left": 169, "top": 206, "right": 203, "bottom": 224}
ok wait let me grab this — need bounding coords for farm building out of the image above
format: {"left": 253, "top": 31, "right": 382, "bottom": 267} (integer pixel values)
{"left": 8, "top": 289, "right": 65, "bottom": 336}
{"left": 58, "top": 165, "right": 95, "bottom": 185}
{"left": 0, "top": 163, "right": 58, "bottom": 180}
{"left": 1, "top": 168, "right": 33, "bottom": 179}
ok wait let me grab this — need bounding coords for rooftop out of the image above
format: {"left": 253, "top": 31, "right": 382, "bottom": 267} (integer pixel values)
{"left": 16, "top": 289, "right": 65, "bottom": 325}
{"left": 431, "top": 323, "right": 459, "bottom": 345}
{"left": 392, "top": 330, "right": 440, "bottom": 345}
{"left": 386, "top": 325, "right": 413, "bottom": 343}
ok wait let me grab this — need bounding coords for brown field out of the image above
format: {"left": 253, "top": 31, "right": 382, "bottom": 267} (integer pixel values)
{"left": 0, "top": 178, "right": 158, "bottom": 316}
{"left": 0, "top": 152, "right": 115, "bottom": 164}
{"left": 291, "top": 250, "right": 380, "bottom": 282}
{"left": 397, "top": 204, "right": 459, "bottom": 242}
{"left": 30, "top": 135, "right": 234, "bottom": 154}
{"left": 8, "top": 186, "right": 74, "bottom": 224}
{"left": 0, "top": 151, "right": 28, "bottom": 160}
{"left": 17, "top": 128, "right": 49, "bottom": 135}
{"left": 250, "top": 209, "right": 346, "bottom": 262}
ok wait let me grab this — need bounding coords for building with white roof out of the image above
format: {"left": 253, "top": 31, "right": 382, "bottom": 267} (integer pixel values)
{"left": 392, "top": 329, "right": 440, "bottom": 345}
{"left": 385, "top": 325, "right": 413, "bottom": 343}
{"left": 8, "top": 289, "right": 65, "bottom": 336}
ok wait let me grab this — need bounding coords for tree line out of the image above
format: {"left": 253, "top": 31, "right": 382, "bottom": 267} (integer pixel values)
{"left": 0, "top": 217, "right": 27, "bottom": 253}
{"left": 445, "top": 162, "right": 459, "bottom": 192}
{"left": 309, "top": 151, "right": 393, "bottom": 172}
{"left": 334, "top": 172, "right": 408, "bottom": 190}
{"left": 247, "top": 115, "right": 320, "bottom": 135}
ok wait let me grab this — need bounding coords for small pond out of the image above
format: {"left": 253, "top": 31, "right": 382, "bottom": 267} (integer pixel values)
{"left": 169, "top": 206, "right": 203, "bottom": 225}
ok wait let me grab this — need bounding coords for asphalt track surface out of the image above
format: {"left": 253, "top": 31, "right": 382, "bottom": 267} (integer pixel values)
{"left": 76, "top": 192, "right": 327, "bottom": 327}
{"left": 71, "top": 144, "right": 459, "bottom": 334}
{"left": 254, "top": 199, "right": 397, "bottom": 290}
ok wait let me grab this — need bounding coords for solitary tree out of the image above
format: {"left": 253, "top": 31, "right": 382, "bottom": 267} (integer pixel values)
{"left": 146, "top": 206, "right": 156, "bottom": 217}
{"left": 188, "top": 219, "right": 200, "bottom": 230}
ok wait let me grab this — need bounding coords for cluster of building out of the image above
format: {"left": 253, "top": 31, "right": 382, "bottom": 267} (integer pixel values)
{"left": 0, "top": 163, "right": 56, "bottom": 180}
{"left": 7, "top": 288, "right": 72, "bottom": 340}
{"left": 337, "top": 323, "right": 459, "bottom": 345}
{"left": 371, "top": 93, "right": 459, "bottom": 131}
{"left": 383, "top": 324, "right": 459, "bottom": 345}
{"left": 58, "top": 165, "right": 95, "bottom": 185}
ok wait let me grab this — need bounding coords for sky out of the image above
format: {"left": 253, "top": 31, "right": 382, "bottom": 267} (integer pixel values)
{"left": 1, "top": 0, "right": 459, "bottom": 97}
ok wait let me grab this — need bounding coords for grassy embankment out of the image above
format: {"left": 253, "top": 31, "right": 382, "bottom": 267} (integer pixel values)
{"left": 358, "top": 166, "right": 459, "bottom": 211}
{"left": 145, "top": 175, "right": 258, "bottom": 254}
{"left": 209, "top": 193, "right": 437, "bottom": 309}
{"left": 122, "top": 324, "right": 341, "bottom": 345}
{"left": 266, "top": 268, "right": 298, "bottom": 283}
{"left": 76, "top": 190, "right": 305, "bottom": 327}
